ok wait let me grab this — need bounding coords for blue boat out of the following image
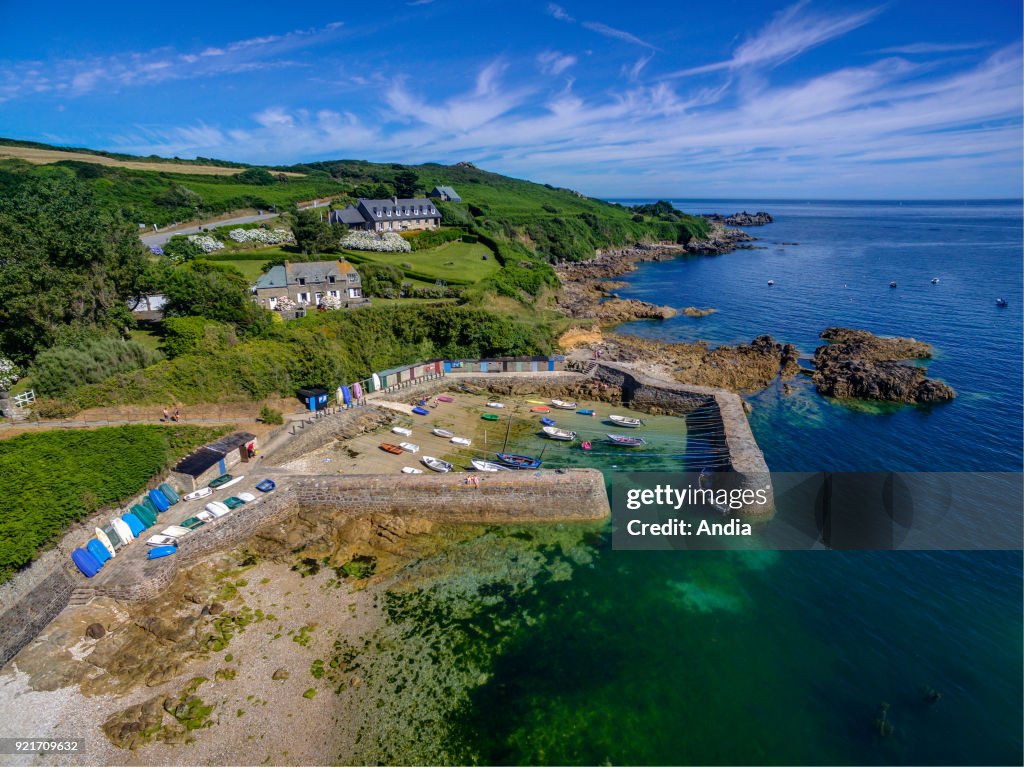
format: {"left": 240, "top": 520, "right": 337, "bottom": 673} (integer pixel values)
{"left": 72, "top": 547, "right": 102, "bottom": 578}
{"left": 148, "top": 488, "right": 171, "bottom": 513}
{"left": 412, "top": 406, "right": 430, "bottom": 416}
{"left": 122, "top": 513, "right": 146, "bottom": 537}
{"left": 147, "top": 545, "right": 177, "bottom": 560}
{"left": 255, "top": 479, "right": 276, "bottom": 493}
{"left": 540, "top": 417, "right": 556, "bottom": 426}
{"left": 496, "top": 453, "right": 543, "bottom": 470}
{"left": 86, "top": 538, "right": 111, "bottom": 565}
{"left": 577, "top": 409, "right": 595, "bottom": 416}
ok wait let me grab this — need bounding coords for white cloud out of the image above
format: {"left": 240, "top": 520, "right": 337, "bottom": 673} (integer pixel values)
{"left": 580, "top": 21, "right": 659, "bottom": 51}
{"left": 547, "top": 3, "right": 575, "bottom": 23}
{"left": 537, "top": 51, "right": 577, "bottom": 76}
{"left": 874, "top": 41, "right": 988, "bottom": 55}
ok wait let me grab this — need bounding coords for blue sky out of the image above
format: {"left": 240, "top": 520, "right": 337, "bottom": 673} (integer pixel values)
{"left": 0, "top": 0, "right": 1021, "bottom": 198}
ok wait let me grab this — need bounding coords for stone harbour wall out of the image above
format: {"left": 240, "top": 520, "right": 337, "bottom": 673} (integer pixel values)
{"left": 0, "top": 560, "right": 74, "bottom": 668}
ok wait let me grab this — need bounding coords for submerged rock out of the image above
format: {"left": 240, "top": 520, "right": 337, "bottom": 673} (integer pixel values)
{"left": 812, "top": 327, "right": 955, "bottom": 404}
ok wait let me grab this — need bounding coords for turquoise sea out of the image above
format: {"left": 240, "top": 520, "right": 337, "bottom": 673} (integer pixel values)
{"left": 437, "top": 201, "right": 1023, "bottom": 765}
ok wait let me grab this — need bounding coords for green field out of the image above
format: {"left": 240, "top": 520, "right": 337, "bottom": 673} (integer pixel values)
{"left": 343, "top": 241, "right": 498, "bottom": 285}
{"left": 215, "top": 259, "right": 272, "bottom": 281}
{"left": 0, "top": 424, "right": 228, "bottom": 583}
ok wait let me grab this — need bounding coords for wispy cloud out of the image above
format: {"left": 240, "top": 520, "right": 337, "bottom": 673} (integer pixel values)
{"left": 546, "top": 3, "right": 575, "bottom": 23}
{"left": 0, "top": 22, "right": 346, "bottom": 102}
{"left": 537, "top": 51, "right": 577, "bottom": 76}
{"left": 581, "top": 21, "right": 660, "bottom": 51}
{"left": 873, "top": 41, "right": 988, "bottom": 55}
{"left": 666, "top": 1, "right": 882, "bottom": 78}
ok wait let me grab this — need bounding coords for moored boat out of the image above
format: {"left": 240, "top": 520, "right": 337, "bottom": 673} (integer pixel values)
{"left": 210, "top": 474, "right": 244, "bottom": 490}
{"left": 451, "top": 436, "right": 472, "bottom": 446}
{"left": 606, "top": 433, "right": 647, "bottom": 447}
{"left": 411, "top": 406, "right": 430, "bottom": 416}
{"left": 437, "top": 395, "right": 455, "bottom": 403}
{"left": 147, "top": 545, "right": 177, "bottom": 560}
{"left": 542, "top": 426, "right": 576, "bottom": 441}
{"left": 401, "top": 466, "right": 423, "bottom": 474}
{"left": 481, "top": 413, "right": 500, "bottom": 421}
{"left": 996, "top": 297, "right": 1008, "bottom": 307}
{"left": 95, "top": 528, "right": 116, "bottom": 558}
{"left": 421, "top": 456, "right": 453, "bottom": 472}
{"left": 205, "top": 501, "right": 230, "bottom": 517}
{"left": 471, "top": 458, "right": 508, "bottom": 472}
{"left": 608, "top": 414, "right": 644, "bottom": 428}
{"left": 550, "top": 399, "right": 578, "bottom": 410}
{"left": 255, "top": 479, "right": 276, "bottom": 493}
{"left": 530, "top": 406, "right": 551, "bottom": 413}
{"left": 380, "top": 443, "right": 404, "bottom": 455}
{"left": 183, "top": 487, "right": 212, "bottom": 501}
{"left": 432, "top": 427, "right": 455, "bottom": 438}
{"left": 145, "top": 534, "right": 178, "bottom": 547}
{"left": 486, "top": 401, "right": 505, "bottom": 408}
{"left": 392, "top": 426, "right": 413, "bottom": 436}
{"left": 496, "top": 453, "right": 543, "bottom": 470}
{"left": 399, "top": 442, "right": 420, "bottom": 453}
{"left": 540, "top": 416, "right": 556, "bottom": 426}
{"left": 577, "top": 408, "right": 595, "bottom": 416}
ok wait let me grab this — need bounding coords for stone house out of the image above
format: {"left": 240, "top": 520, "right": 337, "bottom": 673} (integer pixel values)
{"left": 252, "top": 260, "right": 368, "bottom": 319}
{"left": 328, "top": 197, "right": 441, "bottom": 232}
{"left": 428, "top": 185, "right": 461, "bottom": 202}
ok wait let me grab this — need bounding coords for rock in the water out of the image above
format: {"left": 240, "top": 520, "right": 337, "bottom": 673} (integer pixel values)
{"left": 86, "top": 623, "right": 105, "bottom": 639}
{"left": 812, "top": 327, "right": 955, "bottom": 404}
{"left": 682, "top": 306, "right": 717, "bottom": 317}
{"left": 701, "top": 211, "right": 774, "bottom": 226}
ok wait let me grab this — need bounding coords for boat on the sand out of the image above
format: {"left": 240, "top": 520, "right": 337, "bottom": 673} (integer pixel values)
{"left": 496, "top": 453, "right": 543, "bottom": 470}
{"left": 471, "top": 459, "right": 508, "bottom": 472}
{"left": 379, "top": 443, "right": 404, "bottom": 455}
{"left": 432, "top": 427, "right": 455, "bottom": 438}
{"left": 550, "top": 399, "right": 578, "bottom": 410}
{"left": 608, "top": 414, "right": 644, "bottom": 428}
{"left": 606, "top": 433, "right": 647, "bottom": 447}
{"left": 542, "top": 426, "right": 576, "bottom": 441}
{"left": 421, "top": 456, "right": 453, "bottom": 472}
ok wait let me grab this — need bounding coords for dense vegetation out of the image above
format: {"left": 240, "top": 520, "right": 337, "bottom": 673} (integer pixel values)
{"left": 31, "top": 337, "right": 163, "bottom": 398}
{"left": 0, "top": 424, "right": 227, "bottom": 583}
{"left": 62, "top": 306, "right": 552, "bottom": 409}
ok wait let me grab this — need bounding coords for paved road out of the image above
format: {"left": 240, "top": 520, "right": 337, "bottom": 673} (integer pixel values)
{"left": 140, "top": 211, "right": 279, "bottom": 247}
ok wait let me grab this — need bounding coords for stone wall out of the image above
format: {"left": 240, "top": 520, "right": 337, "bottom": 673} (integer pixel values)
{"left": 266, "top": 407, "right": 394, "bottom": 467}
{"left": 0, "top": 552, "right": 74, "bottom": 668}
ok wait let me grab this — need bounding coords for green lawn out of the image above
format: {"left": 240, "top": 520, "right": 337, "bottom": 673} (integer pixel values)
{"left": 216, "top": 259, "right": 272, "bottom": 281}
{"left": 341, "top": 241, "right": 498, "bottom": 285}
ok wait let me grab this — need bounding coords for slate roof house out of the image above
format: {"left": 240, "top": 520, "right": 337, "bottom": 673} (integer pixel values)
{"left": 429, "top": 185, "right": 461, "bottom": 202}
{"left": 252, "top": 260, "right": 368, "bottom": 319}
{"left": 328, "top": 197, "right": 441, "bottom": 232}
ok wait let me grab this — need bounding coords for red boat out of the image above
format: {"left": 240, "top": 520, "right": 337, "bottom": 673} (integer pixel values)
{"left": 437, "top": 395, "right": 454, "bottom": 403}
{"left": 379, "top": 443, "right": 404, "bottom": 455}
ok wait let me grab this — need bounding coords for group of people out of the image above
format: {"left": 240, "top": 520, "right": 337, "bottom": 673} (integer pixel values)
{"left": 160, "top": 405, "right": 181, "bottom": 422}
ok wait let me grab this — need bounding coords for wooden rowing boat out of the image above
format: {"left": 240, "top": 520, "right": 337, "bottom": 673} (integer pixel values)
{"left": 379, "top": 443, "right": 404, "bottom": 455}
{"left": 542, "top": 426, "right": 576, "bottom": 441}
{"left": 451, "top": 436, "right": 472, "bottom": 446}
{"left": 609, "top": 414, "right": 644, "bottom": 428}
{"left": 432, "top": 427, "right": 455, "bottom": 438}
{"left": 421, "top": 456, "right": 453, "bottom": 472}
{"left": 481, "top": 413, "right": 500, "bottom": 421}
{"left": 530, "top": 406, "right": 551, "bottom": 413}
{"left": 471, "top": 458, "right": 508, "bottom": 471}
{"left": 606, "top": 433, "right": 647, "bottom": 447}
{"left": 550, "top": 399, "right": 578, "bottom": 410}
{"left": 496, "top": 453, "right": 543, "bottom": 470}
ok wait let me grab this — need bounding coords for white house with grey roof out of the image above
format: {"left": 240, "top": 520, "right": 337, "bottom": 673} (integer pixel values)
{"left": 252, "top": 260, "right": 367, "bottom": 319}
{"left": 429, "top": 185, "right": 461, "bottom": 202}
{"left": 328, "top": 196, "right": 441, "bottom": 232}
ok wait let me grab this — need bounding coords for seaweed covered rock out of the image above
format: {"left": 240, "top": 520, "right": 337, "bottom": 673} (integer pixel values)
{"left": 812, "top": 328, "right": 955, "bottom": 403}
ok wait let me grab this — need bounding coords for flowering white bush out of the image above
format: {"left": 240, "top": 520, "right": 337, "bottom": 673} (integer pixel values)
{"left": 229, "top": 227, "right": 294, "bottom": 245}
{"left": 186, "top": 234, "right": 224, "bottom": 253}
{"left": 274, "top": 296, "right": 297, "bottom": 312}
{"left": 339, "top": 231, "right": 411, "bottom": 253}
{"left": 0, "top": 356, "right": 21, "bottom": 392}
{"left": 320, "top": 294, "right": 342, "bottom": 310}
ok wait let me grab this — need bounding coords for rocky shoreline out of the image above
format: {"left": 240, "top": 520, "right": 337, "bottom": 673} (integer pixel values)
{"left": 701, "top": 211, "right": 774, "bottom": 226}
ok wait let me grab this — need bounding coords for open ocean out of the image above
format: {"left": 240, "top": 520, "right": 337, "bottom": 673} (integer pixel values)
{"left": 441, "top": 200, "right": 1023, "bottom": 765}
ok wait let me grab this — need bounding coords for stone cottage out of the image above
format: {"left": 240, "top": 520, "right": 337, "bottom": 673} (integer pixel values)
{"left": 252, "top": 260, "right": 368, "bottom": 319}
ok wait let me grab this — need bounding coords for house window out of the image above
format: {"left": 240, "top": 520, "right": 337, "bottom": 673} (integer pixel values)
{"left": 298, "top": 277, "right": 305, "bottom": 286}
{"left": 329, "top": 290, "right": 339, "bottom": 298}
{"left": 298, "top": 292, "right": 310, "bottom": 304}
{"left": 348, "top": 287, "right": 361, "bottom": 298}
{"left": 328, "top": 276, "right": 336, "bottom": 284}
{"left": 269, "top": 296, "right": 278, "bottom": 308}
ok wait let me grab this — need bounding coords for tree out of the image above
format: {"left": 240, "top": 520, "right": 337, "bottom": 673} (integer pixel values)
{"left": 291, "top": 209, "right": 345, "bottom": 254}
{"left": 394, "top": 169, "right": 419, "bottom": 199}
{"left": 234, "top": 168, "right": 277, "bottom": 185}
{"left": 0, "top": 173, "right": 149, "bottom": 364}
{"left": 162, "top": 261, "right": 270, "bottom": 335}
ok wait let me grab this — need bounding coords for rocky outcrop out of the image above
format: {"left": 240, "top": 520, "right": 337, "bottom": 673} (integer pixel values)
{"left": 682, "top": 306, "right": 717, "bottom": 317}
{"left": 701, "top": 211, "right": 774, "bottom": 226}
{"left": 685, "top": 222, "right": 757, "bottom": 254}
{"left": 812, "top": 327, "right": 955, "bottom": 403}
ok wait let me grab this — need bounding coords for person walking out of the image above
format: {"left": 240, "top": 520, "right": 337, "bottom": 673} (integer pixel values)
{"left": 161, "top": 408, "right": 169, "bottom": 422}
{"left": 172, "top": 405, "right": 181, "bottom": 422}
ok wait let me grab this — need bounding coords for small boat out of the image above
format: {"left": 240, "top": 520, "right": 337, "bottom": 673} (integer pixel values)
{"left": 184, "top": 487, "right": 212, "bottom": 501}
{"left": 540, "top": 416, "right": 556, "bottom": 427}
{"left": 767, "top": 279, "right": 774, "bottom": 286}
{"left": 148, "top": 488, "right": 171, "bottom": 513}
{"left": 577, "top": 409, "right": 595, "bottom": 416}
{"left": 95, "top": 528, "right": 116, "bottom": 558}
{"left": 180, "top": 516, "right": 206, "bottom": 530}
{"left": 392, "top": 426, "right": 413, "bottom": 437}
{"left": 890, "top": 281, "right": 898, "bottom": 288}
{"left": 432, "top": 427, "right": 455, "bottom": 438}
{"left": 195, "top": 510, "right": 216, "bottom": 522}
{"left": 399, "top": 442, "right": 420, "bottom": 453}
{"left": 481, "top": 413, "right": 500, "bottom": 421}
{"left": 122, "top": 513, "right": 146, "bottom": 537}
{"left": 111, "top": 517, "right": 134, "bottom": 543}
{"left": 411, "top": 406, "right": 430, "bottom": 416}
{"left": 542, "top": 426, "right": 576, "bottom": 441}
{"left": 161, "top": 525, "right": 192, "bottom": 538}
{"left": 146, "top": 534, "right": 178, "bottom": 547}
{"left": 208, "top": 474, "right": 235, "bottom": 489}
{"left": 205, "top": 501, "right": 230, "bottom": 517}
{"left": 471, "top": 459, "right": 508, "bottom": 472}
{"left": 437, "top": 395, "right": 455, "bottom": 403}
{"left": 550, "top": 399, "right": 578, "bottom": 410}
{"left": 401, "top": 466, "right": 423, "bottom": 474}
{"left": 421, "top": 456, "right": 454, "bottom": 473}
{"left": 147, "top": 546, "right": 177, "bottom": 560}
{"left": 996, "top": 297, "right": 1008, "bottom": 307}
{"left": 71, "top": 548, "right": 101, "bottom": 578}
{"left": 496, "top": 453, "right": 543, "bottom": 470}
{"left": 101, "top": 524, "right": 124, "bottom": 551}
{"left": 212, "top": 475, "right": 244, "bottom": 491}
{"left": 609, "top": 414, "right": 644, "bottom": 428}
{"left": 158, "top": 483, "right": 180, "bottom": 504}
{"left": 451, "top": 436, "right": 472, "bottom": 446}
{"left": 527, "top": 399, "right": 547, "bottom": 405}
{"left": 931, "top": 277, "right": 940, "bottom": 284}
{"left": 255, "top": 479, "right": 276, "bottom": 493}
{"left": 606, "top": 433, "right": 647, "bottom": 447}
{"left": 486, "top": 402, "right": 505, "bottom": 408}
{"left": 86, "top": 539, "right": 110, "bottom": 565}
{"left": 380, "top": 443, "right": 404, "bottom": 455}
{"left": 530, "top": 406, "right": 551, "bottom": 413}
{"left": 236, "top": 492, "right": 256, "bottom": 503}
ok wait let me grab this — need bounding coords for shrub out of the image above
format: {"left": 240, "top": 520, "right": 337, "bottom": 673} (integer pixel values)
{"left": 460, "top": 233, "right": 478, "bottom": 243}
{"left": 406, "top": 227, "right": 464, "bottom": 251}
{"left": 258, "top": 405, "right": 284, "bottom": 425}
{"left": 162, "top": 316, "right": 236, "bottom": 358}
{"left": 339, "top": 231, "right": 411, "bottom": 253}
{"left": 0, "top": 356, "right": 21, "bottom": 392}
{"left": 186, "top": 234, "right": 225, "bottom": 253}
{"left": 31, "top": 337, "right": 163, "bottom": 398}
{"left": 228, "top": 227, "right": 294, "bottom": 245}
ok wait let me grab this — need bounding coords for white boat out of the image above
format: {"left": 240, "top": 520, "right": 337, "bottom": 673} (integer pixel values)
{"left": 451, "top": 436, "right": 472, "bottom": 446}
{"left": 215, "top": 475, "right": 244, "bottom": 490}
{"left": 608, "top": 414, "right": 644, "bottom": 428}
{"left": 421, "top": 456, "right": 453, "bottom": 473}
{"left": 111, "top": 517, "right": 134, "bottom": 543}
{"left": 542, "top": 426, "right": 577, "bottom": 441}
{"left": 931, "top": 277, "right": 940, "bottom": 284}
{"left": 471, "top": 458, "right": 508, "bottom": 472}
{"left": 146, "top": 534, "right": 178, "bottom": 547}
{"left": 183, "top": 487, "right": 212, "bottom": 501}
{"left": 392, "top": 426, "right": 413, "bottom": 436}
{"left": 399, "top": 442, "right": 420, "bottom": 453}
{"left": 401, "top": 466, "right": 423, "bottom": 474}
{"left": 767, "top": 279, "right": 774, "bottom": 286}
{"left": 236, "top": 492, "right": 256, "bottom": 503}
{"left": 161, "top": 525, "right": 192, "bottom": 539}
{"left": 95, "top": 527, "right": 116, "bottom": 558}
{"left": 486, "top": 402, "right": 505, "bottom": 408}
{"left": 606, "top": 433, "right": 647, "bottom": 447}
{"left": 205, "top": 501, "right": 230, "bottom": 517}
{"left": 196, "top": 510, "right": 216, "bottom": 522}
{"left": 431, "top": 427, "right": 455, "bottom": 438}
{"left": 550, "top": 399, "right": 578, "bottom": 410}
